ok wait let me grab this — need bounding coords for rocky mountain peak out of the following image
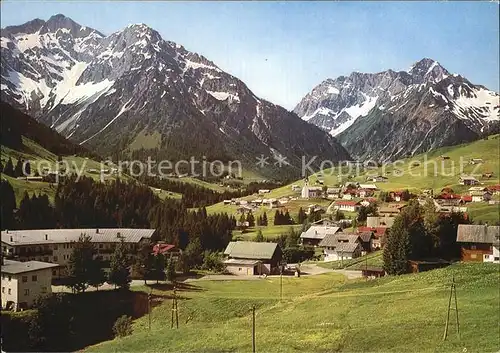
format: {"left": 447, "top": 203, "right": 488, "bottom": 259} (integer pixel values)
{"left": 39, "top": 14, "right": 103, "bottom": 39}
{"left": 408, "top": 58, "right": 450, "bottom": 84}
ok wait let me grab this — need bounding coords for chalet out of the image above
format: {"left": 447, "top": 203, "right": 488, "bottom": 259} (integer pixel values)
{"left": 318, "top": 233, "right": 362, "bottom": 262}
{"left": 422, "top": 189, "right": 434, "bottom": 197}
{"left": 441, "top": 187, "right": 454, "bottom": 194}
{"left": 291, "top": 184, "right": 301, "bottom": 192}
{"left": 311, "top": 219, "right": 337, "bottom": 227}
{"left": 360, "top": 198, "right": 378, "bottom": 207}
{"left": 357, "top": 231, "right": 376, "bottom": 253}
{"left": 459, "top": 176, "right": 479, "bottom": 186}
{"left": 433, "top": 199, "right": 468, "bottom": 214}
{"left": 342, "top": 192, "right": 354, "bottom": 200}
{"left": 358, "top": 189, "right": 374, "bottom": 198}
{"left": 468, "top": 186, "right": 487, "bottom": 192}
{"left": 326, "top": 188, "right": 341, "bottom": 200}
{"left": 366, "top": 176, "right": 387, "bottom": 183}
{"left": 461, "top": 195, "right": 472, "bottom": 203}
{"left": 223, "top": 200, "right": 232, "bottom": 205}
{"left": 361, "top": 266, "right": 385, "bottom": 279}
{"left": 469, "top": 158, "right": 484, "bottom": 165}
{"left": 300, "top": 225, "right": 342, "bottom": 246}
{"left": 390, "top": 191, "right": 403, "bottom": 202}
{"left": 258, "top": 189, "right": 270, "bottom": 194}
{"left": 236, "top": 205, "right": 254, "bottom": 214}
{"left": 333, "top": 200, "right": 360, "bottom": 212}
{"left": 152, "top": 243, "right": 176, "bottom": 256}
{"left": 223, "top": 241, "right": 282, "bottom": 275}
{"left": 358, "top": 184, "right": 378, "bottom": 190}
{"left": 456, "top": 225, "right": 500, "bottom": 262}
{"left": 440, "top": 155, "right": 450, "bottom": 160}
{"left": 487, "top": 185, "right": 500, "bottom": 195}
{"left": 357, "top": 226, "right": 388, "bottom": 249}
{"left": 378, "top": 204, "right": 406, "bottom": 216}
{"left": 482, "top": 172, "right": 494, "bottom": 179}
{"left": 306, "top": 204, "right": 325, "bottom": 215}
{"left": 366, "top": 216, "right": 395, "bottom": 228}
{"left": 470, "top": 191, "right": 492, "bottom": 202}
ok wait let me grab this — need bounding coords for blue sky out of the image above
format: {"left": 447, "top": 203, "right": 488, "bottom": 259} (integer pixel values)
{"left": 1, "top": 1, "right": 498, "bottom": 109}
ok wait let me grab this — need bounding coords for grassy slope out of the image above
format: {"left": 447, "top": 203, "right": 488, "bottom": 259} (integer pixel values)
{"left": 313, "top": 250, "right": 384, "bottom": 270}
{"left": 87, "top": 263, "right": 499, "bottom": 352}
{"left": 207, "top": 135, "right": 500, "bottom": 225}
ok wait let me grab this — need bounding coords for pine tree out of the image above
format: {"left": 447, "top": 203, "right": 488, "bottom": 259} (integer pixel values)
{"left": 17, "top": 192, "right": 32, "bottom": 228}
{"left": 152, "top": 253, "right": 166, "bottom": 284}
{"left": 166, "top": 257, "right": 176, "bottom": 282}
{"left": 88, "top": 258, "right": 106, "bottom": 291}
{"left": 297, "top": 207, "right": 306, "bottom": 224}
{"left": 274, "top": 210, "right": 281, "bottom": 225}
{"left": 3, "top": 157, "right": 15, "bottom": 177}
{"left": 133, "top": 242, "right": 154, "bottom": 284}
{"left": 67, "top": 234, "right": 96, "bottom": 293}
{"left": 0, "top": 180, "right": 16, "bottom": 230}
{"left": 108, "top": 239, "right": 131, "bottom": 290}
{"left": 14, "top": 158, "right": 23, "bottom": 177}
{"left": 262, "top": 212, "right": 268, "bottom": 226}
{"left": 247, "top": 212, "right": 255, "bottom": 227}
{"left": 254, "top": 229, "right": 264, "bottom": 242}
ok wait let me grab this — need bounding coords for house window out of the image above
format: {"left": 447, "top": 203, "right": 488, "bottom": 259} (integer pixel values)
{"left": 53, "top": 256, "right": 58, "bottom": 262}
{"left": 238, "top": 268, "right": 242, "bottom": 271}
{"left": 99, "top": 244, "right": 103, "bottom": 249}
{"left": 53, "top": 245, "right": 58, "bottom": 250}
{"left": 41, "top": 286, "right": 47, "bottom": 294}
{"left": 470, "top": 245, "right": 476, "bottom": 250}
{"left": 495, "top": 257, "right": 499, "bottom": 261}
{"left": 32, "top": 275, "right": 37, "bottom": 282}
{"left": 8, "top": 288, "right": 11, "bottom": 295}
{"left": 22, "top": 276, "right": 28, "bottom": 283}
{"left": 1, "top": 287, "right": 4, "bottom": 293}
{"left": 471, "top": 254, "right": 477, "bottom": 259}
{"left": 24, "top": 289, "right": 29, "bottom": 296}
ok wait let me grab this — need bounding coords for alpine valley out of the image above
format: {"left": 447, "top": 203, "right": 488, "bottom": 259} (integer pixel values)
{"left": 0, "top": 14, "right": 350, "bottom": 178}
{"left": 294, "top": 58, "right": 499, "bottom": 161}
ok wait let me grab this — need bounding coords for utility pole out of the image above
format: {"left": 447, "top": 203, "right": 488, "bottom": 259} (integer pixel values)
{"left": 171, "top": 286, "right": 179, "bottom": 329}
{"left": 251, "top": 305, "right": 256, "bottom": 353}
{"left": 279, "top": 262, "right": 283, "bottom": 302}
{"left": 443, "top": 276, "right": 460, "bottom": 341}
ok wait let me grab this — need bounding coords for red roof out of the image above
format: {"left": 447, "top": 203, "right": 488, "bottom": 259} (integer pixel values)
{"left": 335, "top": 201, "right": 359, "bottom": 206}
{"left": 364, "top": 197, "right": 378, "bottom": 203}
{"left": 461, "top": 195, "right": 472, "bottom": 202}
{"left": 437, "top": 193, "right": 461, "bottom": 200}
{"left": 358, "top": 226, "right": 388, "bottom": 235}
{"left": 152, "top": 243, "right": 175, "bottom": 255}
{"left": 487, "top": 185, "right": 500, "bottom": 191}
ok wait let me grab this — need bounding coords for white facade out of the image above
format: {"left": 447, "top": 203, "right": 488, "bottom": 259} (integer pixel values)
{"left": 483, "top": 245, "right": 500, "bottom": 264}
{"left": 1, "top": 260, "right": 57, "bottom": 311}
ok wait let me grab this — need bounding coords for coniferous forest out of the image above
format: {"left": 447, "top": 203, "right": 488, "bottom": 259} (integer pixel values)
{"left": 1, "top": 176, "right": 236, "bottom": 252}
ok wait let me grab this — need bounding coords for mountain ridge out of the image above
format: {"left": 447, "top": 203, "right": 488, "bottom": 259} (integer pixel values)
{"left": 1, "top": 14, "right": 351, "bottom": 178}
{"left": 294, "top": 58, "right": 499, "bottom": 161}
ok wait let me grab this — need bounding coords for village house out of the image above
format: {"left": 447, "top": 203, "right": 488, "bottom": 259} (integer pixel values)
{"left": 468, "top": 186, "right": 487, "bottom": 192}
{"left": 357, "top": 226, "right": 388, "bottom": 249}
{"left": 358, "top": 184, "right": 378, "bottom": 191}
{"left": 378, "top": 204, "right": 406, "bottom": 216}
{"left": 366, "top": 215, "right": 395, "bottom": 228}
{"left": 470, "top": 191, "right": 492, "bottom": 202}
{"left": 366, "top": 176, "right": 387, "bottom": 183}
{"left": 299, "top": 225, "right": 342, "bottom": 246}
{"left": 1, "top": 228, "right": 155, "bottom": 278}
{"left": 223, "top": 241, "right": 282, "bottom": 275}
{"left": 291, "top": 184, "right": 301, "bottom": 192}
{"left": 306, "top": 204, "right": 325, "bottom": 215}
{"left": 459, "top": 176, "right": 479, "bottom": 186}
{"left": 318, "top": 233, "right": 362, "bottom": 262}
{"left": 342, "top": 191, "right": 355, "bottom": 200}
{"left": 333, "top": 200, "right": 360, "bottom": 212}
{"left": 326, "top": 188, "right": 341, "bottom": 200}
{"left": 487, "top": 185, "right": 500, "bottom": 195}
{"left": 357, "top": 189, "right": 375, "bottom": 198}
{"left": 469, "top": 158, "right": 484, "bottom": 165}
{"left": 258, "top": 189, "right": 270, "bottom": 195}
{"left": 301, "top": 184, "right": 323, "bottom": 199}
{"left": 456, "top": 224, "right": 500, "bottom": 263}
{"left": 1, "top": 258, "right": 58, "bottom": 311}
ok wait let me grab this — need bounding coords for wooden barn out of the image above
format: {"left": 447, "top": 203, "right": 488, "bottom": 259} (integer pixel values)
{"left": 456, "top": 224, "right": 500, "bottom": 262}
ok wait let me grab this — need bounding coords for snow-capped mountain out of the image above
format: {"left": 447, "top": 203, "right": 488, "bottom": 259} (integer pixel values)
{"left": 1, "top": 14, "right": 350, "bottom": 177}
{"left": 294, "top": 58, "right": 499, "bottom": 161}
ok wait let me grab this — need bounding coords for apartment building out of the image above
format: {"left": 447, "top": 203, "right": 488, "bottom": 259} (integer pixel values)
{"left": 1, "top": 259, "right": 58, "bottom": 311}
{"left": 1, "top": 228, "right": 155, "bottom": 277}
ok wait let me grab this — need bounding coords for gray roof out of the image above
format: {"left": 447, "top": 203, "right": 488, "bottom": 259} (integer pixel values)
{"left": 224, "top": 259, "right": 261, "bottom": 266}
{"left": 456, "top": 225, "right": 500, "bottom": 244}
{"left": 1, "top": 229, "right": 155, "bottom": 246}
{"left": 357, "top": 232, "right": 374, "bottom": 243}
{"left": 300, "top": 226, "right": 341, "bottom": 240}
{"left": 224, "top": 241, "right": 279, "bottom": 260}
{"left": 2, "top": 259, "right": 58, "bottom": 274}
{"left": 319, "top": 233, "right": 360, "bottom": 248}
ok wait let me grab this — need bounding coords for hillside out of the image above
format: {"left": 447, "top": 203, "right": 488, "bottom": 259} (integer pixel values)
{"left": 206, "top": 135, "right": 500, "bottom": 225}
{"left": 86, "top": 263, "right": 499, "bottom": 352}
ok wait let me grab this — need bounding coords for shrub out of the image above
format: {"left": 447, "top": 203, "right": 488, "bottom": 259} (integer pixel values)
{"left": 112, "top": 315, "right": 133, "bottom": 338}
